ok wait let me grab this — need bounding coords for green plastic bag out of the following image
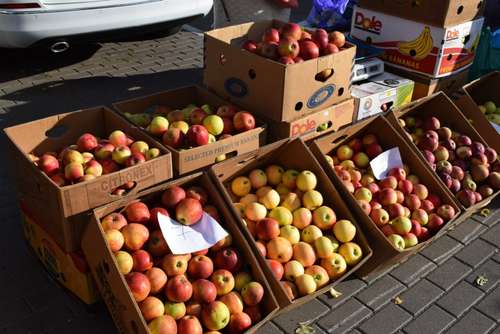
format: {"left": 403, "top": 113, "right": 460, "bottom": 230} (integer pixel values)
{"left": 469, "top": 26, "right": 500, "bottom": 81}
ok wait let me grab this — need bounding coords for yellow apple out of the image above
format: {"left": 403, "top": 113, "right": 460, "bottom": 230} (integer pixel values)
{"left": 280, "top": 192, "right": 302, "bottom": 212}
{"left": 295, "top": 274, "right": 317, "bottom": 296}
{"left": 302, "top": 190, "right": 324, "bottom": 210}
{"left": 338, "top": 242, "right": 363, "bottom": 266}
{"left": 321, "top": 253, "right": 347, "bottom": 279}
{"left": 314, "top": 236, "right": 335, "bottom": 259}
{"left": 280, "top": 225, "right": 301, "bottom": 245}
{"left": 292, "top": 208, "right": 312, "bottom": 229}
{"left": 239, "top": 194, "right": 258, "bottom": 206}
{"left": 333, "top": 220, "right": 356, "bottom": 243}
{"left": 231, "top": 176, "right": 252, "bottom": 197}
{"left": 305, "top": 265, "right": 330, "bottom": 288}
{"left": 282, "top": 169, "right": 299, "bottom": 189}
{"left": 258, "top": 188, "right": 280, "bottom": 209}
{"left": 301, "top": 225, "right": 323, "bottom": 243}
{"left": 284, "top": 260, "right": 305, "bottom": 282}
{"left": 244, "top": 202, "right": 267, "bottom": 221}
{"left": 248, "top": 169, "right": 268, "bottom": 189}
{"left": 296, "top": 170, "right": 318, "bottom": 191}
{"left": 268, "top": 206, "right": 293, "bottom": 226}
{"left": 265, "top": 165, "right": 284, "bottom": 185}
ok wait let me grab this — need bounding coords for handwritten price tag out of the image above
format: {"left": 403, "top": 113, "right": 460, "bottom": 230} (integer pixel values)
{"left": 158, "top": 212, "right": 229, "bottom": 254}
{"left": 369, "top": 147, "right": 404, "bottom": 180}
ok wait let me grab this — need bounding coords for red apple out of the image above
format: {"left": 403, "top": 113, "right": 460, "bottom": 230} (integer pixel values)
{"left": 166, "top": 275, "right": 193, "bottom": 302}
{"left": 188, "top": 255, "right": 214, "bottom": 279}
{"left": 126, "top": 272, "right": 151, "bottom": 302}
{"left": 39, "top": 154, "right": 60, "bottom": 176}
{"left": 267, "top": 259, "right": 284, "bottom": 280}
{"left": 262, "top": 28, "right": 280, "bottom": 43}
{"left": 125, "top": 202, "right": 150, "bottom": 224}
{"left": 214, "top": 247, "right": 241, "bottom": 273}
{"left": 187, "top": 125, "right": 209, "bottom": 147}
{"left": 299, "top": 40, "right": 319, "bottom": 60}
{"left": 312, "top": 29, "right": 329, "bottom": 50}
{"left": 242, "top": 40, "right": 258, "bottom": 53}
{"left": 192, "top": 279, "right": 217, "bottom": 304}
{"left": 163, "top": 127, "right": 185, "bottom": 149}
{"left": 280, "top": 23, "right": 302, "bottom": 40}
{"left": 176, "top": 198, "right": 203, "bottom": 226}
{"left": 233, "top": 112, "right": 255, "bottom": 132}
{"left": 132, "top": 250, "right": 153, "bottom": 272}
{"left": 161, "top": 185, "right": 186, "bottom": 209}
{"left": 227, "top": 312, "right": 252, "bottom": 334}
{"left": 186, "top": 186, "right": 208, "bottom": 205}
{"left": 278, "top": 37, "right": 300, "bottom": 58}
{"left": 177, "top": 315, "right": 203, "bottom": 334}
{"left": 256, "top": 218, "right": 280, "bottom": 240}
{"left": 77, "top": 133, "right": 98, "bottom": 152}
{"left": 258, "top": 41, "right": 279, "bottom": 59}
{"left": 329, "top": 31, "right": 346, "bottom": 48}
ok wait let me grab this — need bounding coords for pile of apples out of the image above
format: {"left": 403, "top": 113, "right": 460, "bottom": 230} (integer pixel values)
{"left": 399, "top": 115, "right": 499, "bottom": 207}
{"left": 101, "top": 184, "right": 266, "bottom": 334}
{"left": 229, "top": 166, "right": 363, "bottom": 300}
{"left": 241, "top": 22, "right": 347, "bottom": 65}
{"left": 477, "top": 100, "right": 500, "bottom": 125}
{"left": 33, "top": 130, "right": 160, "bottom": 190}
{"left": 325, "top": 134, "right": 457, "bottom": 251}
{"left": 124, "top": 103, "right": 256, "bottom": 153}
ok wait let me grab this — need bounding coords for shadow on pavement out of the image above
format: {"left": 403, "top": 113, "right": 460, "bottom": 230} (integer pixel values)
{"left": 0, "top": 67, "right": 202, "bottom": 128}
{"left": 0, "top": 44, "right": 102, "bottom": 84}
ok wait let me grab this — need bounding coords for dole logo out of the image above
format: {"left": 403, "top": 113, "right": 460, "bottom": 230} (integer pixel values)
{"left": 355, "top": 12, "right": 382, "bottom": 34}
{"left": 446, "top": 29, "right": 459, "bottom": 41}
{"left": 291, "top": 119, "right": 317, "bottom": 136}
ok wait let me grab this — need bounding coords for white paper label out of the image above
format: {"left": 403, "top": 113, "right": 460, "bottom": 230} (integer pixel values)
{"left": 370, "top": 147, "right": 404, "bottom": 180}
{"left": 158, "top": 212, "right": 229, "bottom": 255}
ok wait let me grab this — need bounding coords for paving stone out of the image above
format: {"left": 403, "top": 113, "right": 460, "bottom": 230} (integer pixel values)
{"left": 319, "top": 278, "right": 367, "bottom": 308}
{"left": 356, "top": 276, "right": 406, "bottom": 311}
{"left": 436, "top": 281, "right": 484, "bottom": 317}
{"left": 317, "top": 299, "right": 371, "bottom": 332}
{"left": 447, "top": 308, "right": 496, "bottom": 334}
{"left": 475, "top": 285, "right": 500, "bottom": 322}
{"left": 491, "top": 326, "right": 500, "bottom": 334}
{"left": 493, "top": 251, "right": 500, "bottom": 264}
{"left": 273, "top": 299, "right": 330, "bottom": 333}
{"left": 448, "top": 218, "right": 487, "bottom": 244}
{"left": 389, "top": 254, "right": 437, "bottom": 286}
{"left": 398, "top": 279, "right": 444, "bottom": 315}
{"left": 480, "top": 221, "right": 500, "bottom": 247}
{"left": 357, "top": 303, "right": 412, "bottom": 334}
{"left": 255, "top": 322, "right": 284, "bottom": 334}
{"left": 0, "top": 298, "right": 32, "bottom": 328}
{"left": 360, "top": 263, "right": 398, "bottom": 284}
{"left": 403, "top": 305, "right": 455, "bottom": 334}
{"left": 427, "top": 257, "right": 472, "bottom": 291}
{"left": 420, "top": 236, "right": 464, "bottom": 264}
{"left": 454, "top": 238, "right": 497, "bottom": 268}
{"left": 465, "top": 259, "right": 500, "bottom": 292}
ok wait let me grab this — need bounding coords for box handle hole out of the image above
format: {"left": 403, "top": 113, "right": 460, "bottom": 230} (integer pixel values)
{"left": 295, "top": 102, "right": 303, "bottom": 111}
{"left": 338, "top": 87, "right": 345, "bottom": 96}
{"left": 477, "top": 1, "right": 483, "bottom": 9}
{"left": 315, "top": 68, "right": 334, "bottom": 82}
{"left": 457, "top": 5, "right": 464, "bottom": 14}
{"left": 215, "top": 150, "right": 237, "bottom": 163}
{"left": 411, "top": 0, "right": 421, "bottom": 7}
{"left": 110, "top": 181, "right": 137, "bottom": 196}
{"left": 316, "top": 121, "right": 333, "bottom": 133}
{"left": 45, "top": 125, "right": 68, "bottom": 138}
{"left": 332, "top": 135, "right": 348, "bottom": 144}
{"left": 248, "top": 69, "right": 256, "bottom": 80}
{"left": 366, "top": 37, "right": 372, "bottom": 44}
{"left": 447, "top": 54, "right": 453, "bottom": 61}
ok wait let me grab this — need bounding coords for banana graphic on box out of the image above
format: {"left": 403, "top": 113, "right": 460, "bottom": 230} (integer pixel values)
{"left": 398, "top": 26, "right": 434, "bottom": 60}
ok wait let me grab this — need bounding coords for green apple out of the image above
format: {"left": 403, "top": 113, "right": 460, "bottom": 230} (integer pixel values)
{"left": 203, "top": 115, "right": 224, "bottom": 136}
{"left": 280, "top": 225, "right": 300, "bottom": 244}
{"left": 391, "top": 216, "right": 412, "bottom": 235}
{"left": 387, "top": 234, "right": 405, "bottom": 251}
{"left": 484, "top": 101, "right": 497, "bottom": 114}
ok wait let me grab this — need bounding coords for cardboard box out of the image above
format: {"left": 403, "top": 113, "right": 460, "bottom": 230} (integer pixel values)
{"left": 351, "top": 6, "right": 484, "bottom": 78}
{"left": 310, "top": 116, "right": 461, "bottom": 276}
{"left": 204, "top": 20, "right": 356, "bottom": 122}
{"left": 210, "top": 138, "right": 373, "bottom": 309}
{"left": 81, "top": 172, "right": 279, "bottom": 334}
{"left": 21, "top": 202, "right": 99, "bottom": 305}
{"left": 266, "top": 99, "right": 356, "bottom": 142}
{"left": 113, "top": 86, "right": 267, "bottom": 175}
{"left": 387, "top": 92, "right": 499, "bottom": 212}
{"left": 386, "top": 65, "right": 469, "bottom": 100}
{"left": 453, "top": 71, "right": 500, "bottom": 153}
{"left": 352, "top": 72, "right": 414, "bottom": 121}
{"left": 358, "top": 0, "right": 485, "bottom": 27}
{"left": 4, "top": 107, "right": 173, "bottom": 252}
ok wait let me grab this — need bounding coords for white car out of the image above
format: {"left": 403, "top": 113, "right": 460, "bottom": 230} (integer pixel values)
{"left": 0, "top": 0, "right": 212, "bottom": 51}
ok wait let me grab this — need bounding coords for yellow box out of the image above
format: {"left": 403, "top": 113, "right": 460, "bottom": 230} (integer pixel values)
{"left": 21, "top": 202, "right": 99, "bottom": 304}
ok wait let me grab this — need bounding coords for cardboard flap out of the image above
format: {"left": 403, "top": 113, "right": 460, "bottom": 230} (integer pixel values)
{"left": 211, "top": 138, "right": 291, "bottom": 182}
{"left": 82, "top": 214, "right": 148, "bottom": 334}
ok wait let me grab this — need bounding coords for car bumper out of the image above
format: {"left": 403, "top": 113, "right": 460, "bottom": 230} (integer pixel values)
{"left": 0, "top": 0, "right": 212, "bottom": 48}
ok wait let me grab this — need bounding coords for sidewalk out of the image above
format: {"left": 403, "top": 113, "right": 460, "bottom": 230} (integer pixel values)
{"left": 1, "top": 29, "right": 499, "bottom": 334}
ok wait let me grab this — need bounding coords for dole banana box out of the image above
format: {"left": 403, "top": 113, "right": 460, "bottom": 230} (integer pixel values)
{"left": 351, "top": 6, "right": 484, "bottom": 78}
